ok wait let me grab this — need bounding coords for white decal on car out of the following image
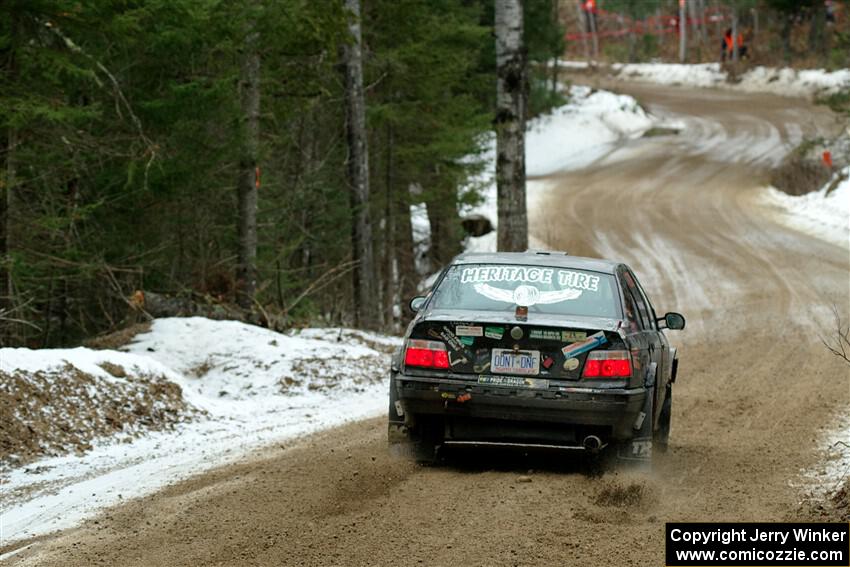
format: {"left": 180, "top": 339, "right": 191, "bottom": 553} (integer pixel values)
{"left": 472, "top": 283, "right": 582, "bottom": 306}
{"left": 455, "top": 325, "right": 483, "bottom": 337}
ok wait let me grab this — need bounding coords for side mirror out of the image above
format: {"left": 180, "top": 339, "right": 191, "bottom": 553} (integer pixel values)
{"left": 658, "top": 312, "right": 686, "bottom": 330}
{"left": 409, "top": 296, "right": 427, "bottom": 312}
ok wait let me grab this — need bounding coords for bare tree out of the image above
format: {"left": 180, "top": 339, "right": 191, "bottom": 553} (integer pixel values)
{"left": 823, "top": 305, "right": 850, "bottom": 366}
{"left": 235, "top": 4, "right": 261, "bottom": 310}
{"left": 679, "top": 0, "right": 687, "bottom": 63}
{"left": 343, "top": 0, "right": 383, "bottom": 330}
{"left": 495, "top": 0, "right": 528, "bottom": 252}
{"left": 574, "top": 1, "right": 590, "bottom": 62}
{"left": 587, "top": 2, "right": 599, "bottom": 61}
{"left": 698, "top": 0, "right": 708, "bottom": 45}
{"left": 731, "top": 7, "right": 739, "bottom": 62}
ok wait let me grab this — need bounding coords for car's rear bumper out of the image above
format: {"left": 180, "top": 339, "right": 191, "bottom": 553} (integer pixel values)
{"left": 393, "top": 373, "right": 647, "bottom": 443}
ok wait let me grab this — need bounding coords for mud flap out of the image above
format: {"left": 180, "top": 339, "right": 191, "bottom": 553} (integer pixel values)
{"left": 616, "top": 363, "right": 656, "bottom": 465}
{"left": 387, "top": 372, "right": 409, "bottom": 445}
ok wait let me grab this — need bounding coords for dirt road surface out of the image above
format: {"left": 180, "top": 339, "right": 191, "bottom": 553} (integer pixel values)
{"left": 5, "top": 83, "right": 849, "bottom": 566}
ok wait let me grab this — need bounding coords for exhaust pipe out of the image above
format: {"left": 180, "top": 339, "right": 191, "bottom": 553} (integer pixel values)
{"left": 582, "top": 435, "right": 603, "bottom": 452}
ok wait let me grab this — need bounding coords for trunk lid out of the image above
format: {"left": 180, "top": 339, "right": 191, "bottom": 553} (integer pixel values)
{"left": 407, "top": 314, "right": 625, "bottom": 380}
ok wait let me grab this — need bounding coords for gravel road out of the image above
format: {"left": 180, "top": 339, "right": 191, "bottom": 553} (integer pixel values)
{"left": 5, "top": 82, "right": 849, "bottom": 567}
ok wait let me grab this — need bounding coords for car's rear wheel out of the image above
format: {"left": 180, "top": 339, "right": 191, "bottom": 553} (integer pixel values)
{"left": 654, "top": 385, "right": 672, "bottom": 452}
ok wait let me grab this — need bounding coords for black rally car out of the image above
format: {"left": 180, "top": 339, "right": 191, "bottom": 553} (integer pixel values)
{"left": 387, "top": 251, "right": 685, "bottom": 463}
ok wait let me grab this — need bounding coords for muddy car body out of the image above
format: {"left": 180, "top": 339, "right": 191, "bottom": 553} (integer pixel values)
{"left": 388, "top": 251, "right": 684, "bottom": 463}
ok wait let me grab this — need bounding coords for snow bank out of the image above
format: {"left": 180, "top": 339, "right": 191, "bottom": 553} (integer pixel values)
{"left": 735, "top": 66, "right": 850, "bottom": 98}
{"left": 614, "top": 62, "right": 727, "bottom": 89}
{"left": 1, "top": 348, "right": 192, "bottom": 468}
{"left": 562, "top": 60, "right": 850, "bottom": 99}
{"left": 526, "top": 86, "right": 654, "bottom": 176}
{"left": 125, "top": 318, "right": 387, "bottom": 412}
{"left": 461, "top": 85, "right": 656, "bottom": 253}
{"left": 759, "top": 167, "right": 850, "bottom": 249}
{"left": 0, "top": 318, "right": 401, "bottom": 545}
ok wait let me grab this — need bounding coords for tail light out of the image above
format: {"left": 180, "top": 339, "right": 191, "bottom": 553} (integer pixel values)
{"left": 404, "top": 339, "right": 449, "bottom": 369}
{"left": 582, "top": 350, "right": 632, "bottom": 379}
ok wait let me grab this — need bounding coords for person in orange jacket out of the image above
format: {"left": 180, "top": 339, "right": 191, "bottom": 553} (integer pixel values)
{"left": 721, "top": 28, "right": 748, "bottom": 61}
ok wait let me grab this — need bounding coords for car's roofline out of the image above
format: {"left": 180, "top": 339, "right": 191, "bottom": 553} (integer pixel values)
{"left": 450, "top": 251, "right": 621, "bottom": 275}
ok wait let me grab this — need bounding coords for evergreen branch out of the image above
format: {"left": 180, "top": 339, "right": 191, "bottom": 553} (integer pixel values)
{"left": 41, "top": 19, "right": 158, "bottom": 190}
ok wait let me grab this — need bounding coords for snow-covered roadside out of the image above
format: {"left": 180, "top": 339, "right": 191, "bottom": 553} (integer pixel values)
{"left": 796, "top": 412, "right": 850, "bottom": 504}
{"left": 560, "top": 60, "right": 850, "bottom": 99}
{"left": 460, "top": 85, "right": 658, "bottom": 254}
{"left": 758, "top": 167, "right": 850, "bottom": 249}
{"left": 0, "top": 318, "right": 400, "bottom": 546}
{"left": 760, "top": 174, "right": 849, "bottom": 507}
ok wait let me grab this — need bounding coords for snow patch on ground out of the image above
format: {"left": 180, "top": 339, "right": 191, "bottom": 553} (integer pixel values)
{"left": 797, "top": 411, "right": 850, "bottom": 507}
{"left": 759, "top": 167, "right": 850, "bottom": 249}
{"left": 561, "top": 61, "right": 850, "bottom": 99}
{"left": 0, "top": 318, "right": 400, "bottom": 546}
{"left": 526, "top": 85, "right": 655, "bottom": 176}
{"left": 462, "top": 85, "right": 657, "bottom": 253}
{"left": 615, "top": 62, "right": 727, "bottom": 89}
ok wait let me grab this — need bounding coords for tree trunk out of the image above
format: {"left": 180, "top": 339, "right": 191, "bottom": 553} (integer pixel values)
{"left": 679, "top": 0, "right": 687, "bottom": 63}
{"left": 588, "top": 6, "right": 599, "bottom": 61}
{"left": 383, "top": 124, "right": 397, "bottom": 330}
{"left": 343, "top": 0, "right": 382, "bottom": 330}
{"left": 236, "top": 8, "right": 260, "bottom": 310}
{"left": 731, "top": 10, "right": 738, "bottom": 63}
{"left": 752, "top": 7, "right": 758, "bottom": 39}
{"left": 808, "top": 1, "right": 825, "bottom": 56}
{"left": 656, "top": 8, "right": 664, "bottom": 49}
{"left": 687, "top": 0, "right": 702, "bottom": 51}
{"left": 575, "top": 1, "right": 590, "bottom": 61}
{"left": 1, "top": 20, "right": 17, "bottom": 344}
{"left": 395, "top": 188, "right": 417, "bottom": 304}
{"left": 1, "top": 127, "right": 15, "bottom": 340}
{"left": 621, "top": 13, "right": 636, "bottom": 63}
{"left": 781, "top": 13, "right": 792, "bottom": 63}
{"left": 424, "top": 181, "right": 462, "bottom": 268}
{"left": 495, "top": 0, "right": 528, "bottom": 252}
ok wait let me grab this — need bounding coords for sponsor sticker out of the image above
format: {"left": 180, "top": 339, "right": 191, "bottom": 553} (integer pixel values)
{"left": 473, "top": 348, "right": 491, "bottom": 373}
{"left": 460, "top": 266, "right": 600, "bottom": 291}
{"left": 429, "top": 326, "right": 466, "bottom": 353}
{"left": 460, "top": 267, "right": 602, "bottom": 307}
{"left": 563, "top": 357, "right": 580, "bottom": 371}
{"left": 477, "top": 375, "right": 549, "bottom": 389}
{"left": 448, "top": 351, "right": 468, "bottom": 367}
{"left": 541, "top": 355, "right": 555, "bottom": 369}
{"left": 485, "top": 326, "right": 504, "bottom": 339}
{"left": 529, "top": 329, "right": 561, "bottom": 341}
{"left": 455, "top": 325, "right": 483, "bottom": 337}
{"left": 560, "top": 331, "right": 607, "bottom": 358}
{"left": 459, "top": 336, "right": 475, "bottom": 346}
{"left": 561, "top": 331, "right": 587, "bottom": 343}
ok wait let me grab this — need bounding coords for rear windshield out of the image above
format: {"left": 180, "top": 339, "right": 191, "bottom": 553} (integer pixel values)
{"left": 430, "top": 264, "right": 620, "bottom": 319}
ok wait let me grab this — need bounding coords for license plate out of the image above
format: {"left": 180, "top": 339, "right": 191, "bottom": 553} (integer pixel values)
{"left": 491, "top": 348, "right": 540, "bottom": 375}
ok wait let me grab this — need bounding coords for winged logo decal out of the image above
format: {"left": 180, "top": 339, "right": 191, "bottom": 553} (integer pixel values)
{"left": 473, "top": 283, "right": 582, "bottom": 306}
